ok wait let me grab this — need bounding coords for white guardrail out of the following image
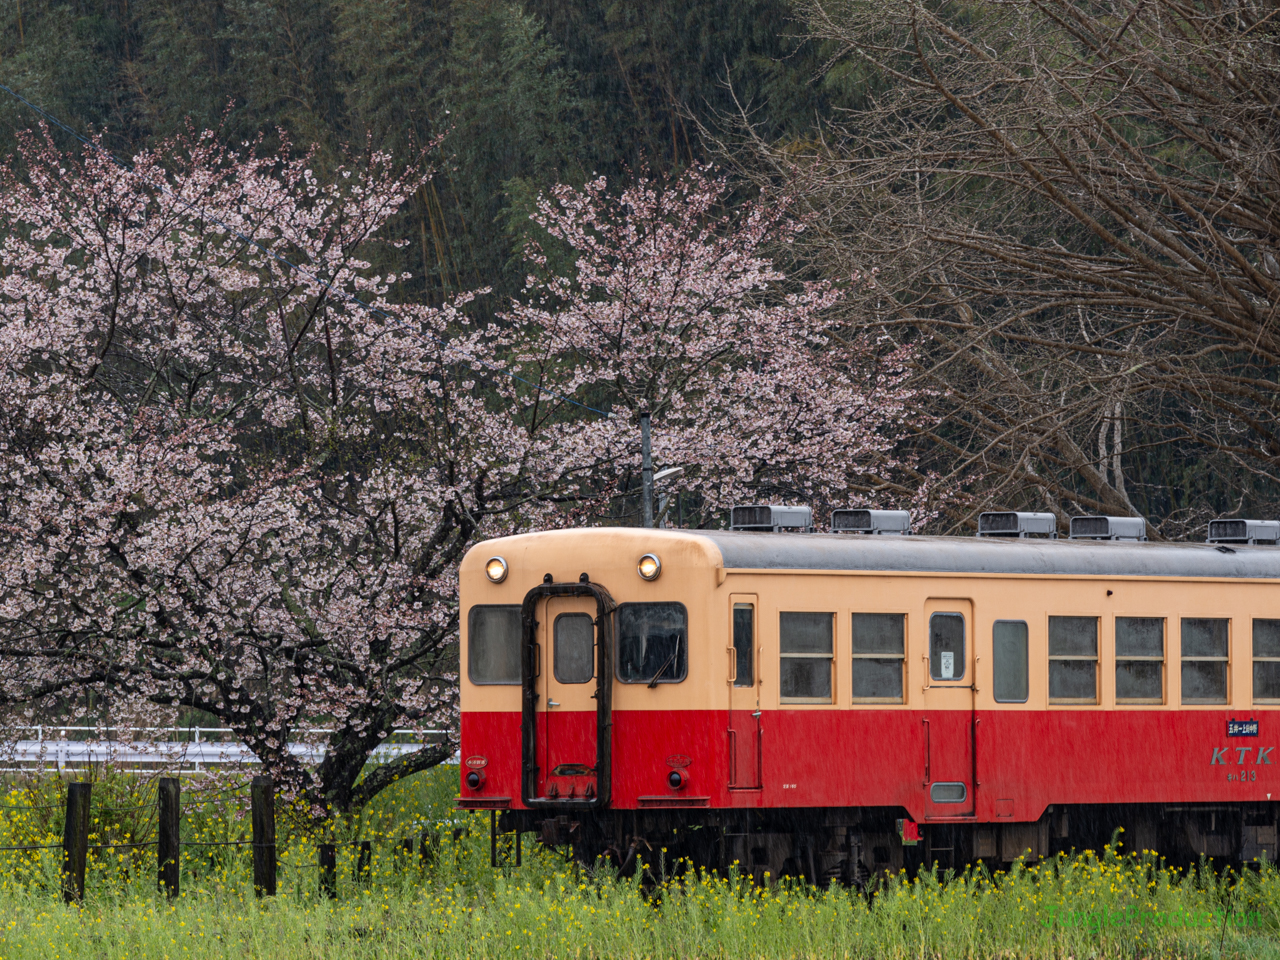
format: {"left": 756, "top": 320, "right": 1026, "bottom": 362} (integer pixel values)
{"left": 3, "top": 727, "right": 456, "bottom": 772}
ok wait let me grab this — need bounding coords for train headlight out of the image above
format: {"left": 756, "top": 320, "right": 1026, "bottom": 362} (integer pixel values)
{"left": 465, "top": 770, "right": 484, "bottom": 790}
{"left": 637, "top": 554, "right": 662, "bottom": 581}
{"left": 485, "top": 557, "right": 508, "bottom": 583}
{"left": 667, "top": 769, "right": 685, "bottom": 790}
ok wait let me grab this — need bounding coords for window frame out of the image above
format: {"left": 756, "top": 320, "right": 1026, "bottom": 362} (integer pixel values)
{"left": 467, "top": 604, "right": 523, "bottom": 686}
{"left": 1048, "top": 615, "right": 1099, "bottom": 705}
{"left": 733, "top": 603, "right": 755, "bottom": 688}
{"left": 614, "top": 601, "right": 690, "bottom": 685}
{"left": 928, "top": 612, "right": 967, "bottom": 682}
{"left": 1114, "top": 616, "right": 1165, "bottom": 705}
{"left": 992, "top": 619, "right": 1029, "bottom": 704}
{"left": 1180, "top": 617, "right": 1230, "bottom": 705}
{"left": 779, "top": 611, "right": 834, "bottom": 705}
{"left": 1254, "top": 619, "right": 1280, "bottom": 705}
{"left": 850, "top": 612, "right": 906, "bottom": 704}
{"left": 552, "top": 612, "right": 595, "bottom": 684}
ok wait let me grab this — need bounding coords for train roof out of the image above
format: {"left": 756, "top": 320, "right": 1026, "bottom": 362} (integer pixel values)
{"left": 467, "top": 527, "right": 1280, "bottom": 580}
{"left": 696, "top": 530, "right": 1280, "bottom": 579}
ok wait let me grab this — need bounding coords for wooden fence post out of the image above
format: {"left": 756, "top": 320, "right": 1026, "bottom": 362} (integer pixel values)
{"left": 61, "top": 781, "right": 91, "bottom": 904}
{"left": 157, "top": 777, "right": 180, "bottom": 898}
{"left": 354, "top": 840, "right": 371, "bottom": 883}
{"left": 319, "top": 842, "right": 336, "bottom": 899}
{"left": 419, "top": 829, "right": 434, "bottom": 869}
{"left": 250, "top": 776, "right": 276, "bottom": 897}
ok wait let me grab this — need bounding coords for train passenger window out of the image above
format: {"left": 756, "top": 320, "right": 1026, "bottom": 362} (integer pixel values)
{"left": 992, "top": 621, "right": 1029, "bottom": 703}
{"left": 554, "top": 613, "right": 594, "bottom": 684}
{"left": 1254, "top": 620, "right": 1280, "bottom": 702}
{"left": 616, "top": 603, "right": 688, "bottom": 684}
{"left": 1048, "top": 616, "right": 1098, "bottom": 703}
{"left": 468, "top": 605, "right": 522, "bottom": 685}
{"left": 929, "top": 613, "right": 965, "bottom": 681}
{"left": 850, "top": 614, "right": 904, "bottom": 702}
{"left": 1182, "top": 618, "right": 1229, "bottom": 704}
{"left": 733, "top": 604, "right": 754, "bottom": 687}
{"left": 1115, "top": 617, "right": 1164, "bottom": 703}
{"left": 780, "top": 612, "right": 833, "bottom": 703}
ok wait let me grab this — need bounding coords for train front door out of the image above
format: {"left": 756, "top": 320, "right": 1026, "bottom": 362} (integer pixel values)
{"left": 535, "top": 595, "right": 600, "bottom": 801}
{"left": 728, "top": 594, "right": 762, "bottom": 789}
{"left": 920, "top": 598, "right": 975, "bottom": 818}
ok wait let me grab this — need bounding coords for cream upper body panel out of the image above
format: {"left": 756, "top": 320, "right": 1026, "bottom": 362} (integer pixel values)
{"left": 461, "top": 528, "right": 1280, "bottom": 713}
{"left": 460, "top": 528, "right": 725, "bottom": 712}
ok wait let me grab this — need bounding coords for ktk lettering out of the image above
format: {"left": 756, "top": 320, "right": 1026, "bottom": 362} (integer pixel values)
{"left": 1211, "top": 746, "right": 1273, "bottom": 764}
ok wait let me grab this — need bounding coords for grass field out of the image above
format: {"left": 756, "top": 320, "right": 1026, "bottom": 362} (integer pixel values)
{"left": 2, "top": 768, "right": 1280, "bottom": 958}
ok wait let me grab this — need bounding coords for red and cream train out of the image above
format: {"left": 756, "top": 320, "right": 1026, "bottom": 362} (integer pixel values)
{"left": 457, "top": 508, "right": 1280, "bottom": 879}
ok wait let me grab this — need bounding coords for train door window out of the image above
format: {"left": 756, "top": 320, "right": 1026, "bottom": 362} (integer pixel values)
{"left": 1254, "top": 620, "right": 1280, "bottom": 703}
{"left": 780, "top": 612, "right": 833, "bottom": 703}
{"left": 616, "top": 603, "right": 688, "bottom": 684}
{"left": 1048, "top": 616, "right": 1098, "bottom": 703}
{"left": 1115, "top": 617, "right": 1164, "bottom": 703}
{"left": 850, "top": 613, "right": 904, "bottom": 702}
{"left": 992, "top": 620, "right": 1029, "bottom": 703}
{"left": 468, "top": 605, "right": 522, "bottom": 684}
{"left": 554, "top": 613, "right": 594, "bottom": 684}
{"left": 929, "top": 613, "right": 965, "bottom": 681}
{"left": 1182, "top": 618, "right": 1229, "bottom": 704}
{"left": 733, "top": 604, "right": 754, "bottom": 687}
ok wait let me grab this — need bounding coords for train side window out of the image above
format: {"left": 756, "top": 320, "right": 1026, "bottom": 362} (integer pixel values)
{"left": 1115, "top": 617, "right": 1164, "bottom": 703}
{"left": 1254, "top": 619, "right": 1280, "bottom": 703}
{"left": 1048, "top": 616, "right": 1098, "bottom": 703}
{"left": 554, "top": 613, "right": 595, "bottom": 684}
{"left": 616, "top": 602, "right": 688, "bottom": 684}
{"left": 468, "top": 605, "right": 522, "bottom": 685}
{"left": 929, "top": 613, "right": 965, "bottom": 681}
{"left": 992, "top": 620, "right": 1029, "bottom": 703}
{"left": 780, "top": 612, "right": 833, "bottom": 703}
{"left": 1182, "top": 618, "right": 1229, "bottom": 704}
{"left": 733, "top": 604, "right": 754, "bottom": 687}
{"left": 850, "top": 613, "right": 904, "bottom": 702}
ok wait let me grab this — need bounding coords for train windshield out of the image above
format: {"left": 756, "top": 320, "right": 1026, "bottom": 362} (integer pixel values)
{"left": 468, "top": 605, "right": 522, "bottom": 684}
{"left": 616, "top": 602, "right": 688, "bottom": 684}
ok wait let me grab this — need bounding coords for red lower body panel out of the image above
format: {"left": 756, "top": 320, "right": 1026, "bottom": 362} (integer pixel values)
{"left": 460, "top": 709, "right": 1278, "bottom": 822}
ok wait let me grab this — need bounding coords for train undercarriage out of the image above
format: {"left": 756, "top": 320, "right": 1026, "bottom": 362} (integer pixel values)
{"left": 498, "top": 803, "right": 1280, "bottom": 882}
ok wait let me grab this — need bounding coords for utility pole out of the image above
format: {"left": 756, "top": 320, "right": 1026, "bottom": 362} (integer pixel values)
{"left": 641, "top": 410, "right": 654, "bottom": 528}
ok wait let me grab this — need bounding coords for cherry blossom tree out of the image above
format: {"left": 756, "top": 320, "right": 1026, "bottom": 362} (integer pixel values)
{"left": 0, "top": 134, "right": 926, "bottom": 814}
{"left": 505, "top": 167, "right": 929, "bottom": 525}
{"left": 0, "top": 127, "right": 596, "bottom": 812}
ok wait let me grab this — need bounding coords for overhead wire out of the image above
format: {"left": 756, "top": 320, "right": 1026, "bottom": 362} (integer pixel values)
{"left": 0, "top": 82, "right": 616, "bottom": 421}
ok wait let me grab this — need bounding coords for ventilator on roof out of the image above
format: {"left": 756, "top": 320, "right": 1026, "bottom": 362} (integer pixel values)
{"left": 1068, "top": 516, "right": 1147, "bottom": 541}
{"left": 977, "top": 511, "right": 1057, "bottom": 539}
{"left": 831, "top": 509, "right": 912, "bottom": 535}
{"left": 1208, "top": 519, "right": 1280, "bottom": 545}
{"left": 729, "top": 505, "right": 814, "bottom": 533}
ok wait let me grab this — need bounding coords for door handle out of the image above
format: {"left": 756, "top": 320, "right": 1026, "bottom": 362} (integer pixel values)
{"left": 547, "top": 700, "right": 560, "bottom": 708}
{"left": 751, "top": 711, "right": 761, "bottom": 718}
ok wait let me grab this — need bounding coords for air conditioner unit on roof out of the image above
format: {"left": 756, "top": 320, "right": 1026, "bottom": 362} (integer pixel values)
{"left": 831, "top": 509, "right": 912, "bottom": 535}
{"left": 1208, "top": 518, "right": 1280, "bottom": 545}
{"left": 977, "top": 511, "right": 1057, "bottom": 539}
{"left": 1068, "top": 515, "right": 1147, "bottom": 541}
{"left": 729, "top": 504, "right": 813, "bottom": 533}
